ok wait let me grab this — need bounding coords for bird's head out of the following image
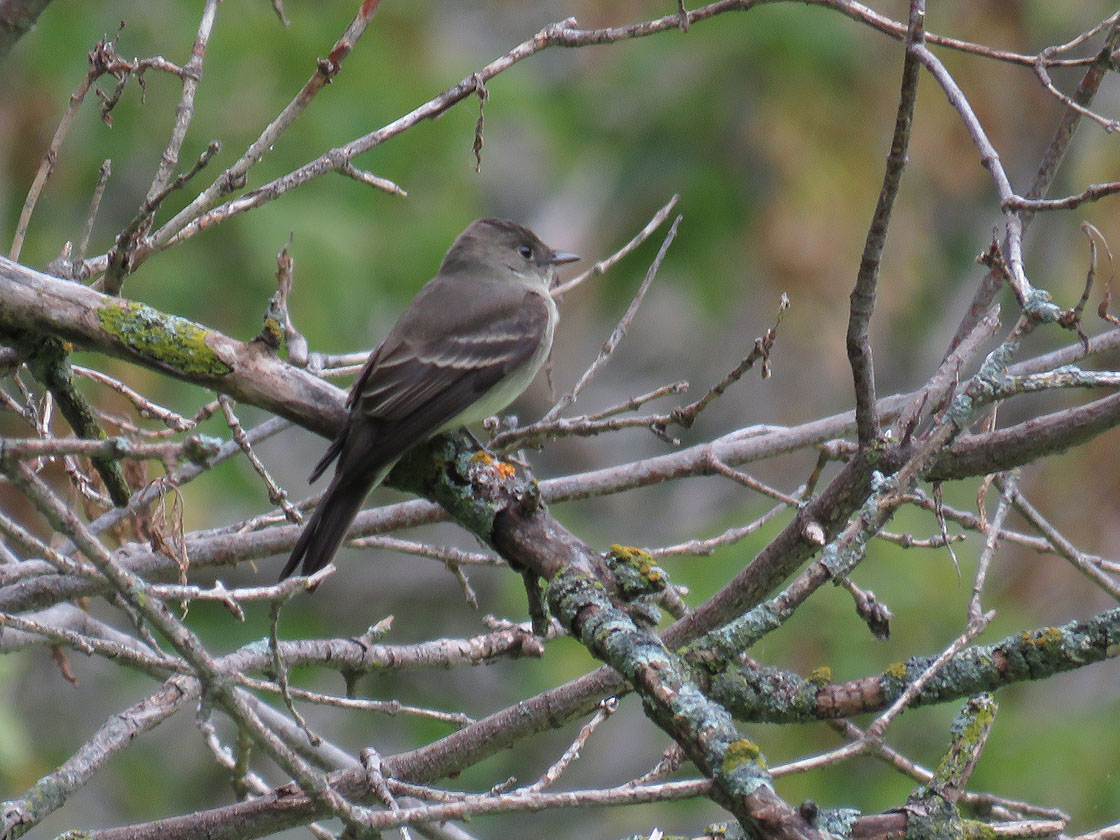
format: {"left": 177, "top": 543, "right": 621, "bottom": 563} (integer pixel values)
{"left": 440, "top": 218, "right": 579, "bottom": 286}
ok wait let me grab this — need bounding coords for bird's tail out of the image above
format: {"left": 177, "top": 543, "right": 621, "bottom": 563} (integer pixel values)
{"left": 278, "top": 475, "right": 370, "bottom": 580}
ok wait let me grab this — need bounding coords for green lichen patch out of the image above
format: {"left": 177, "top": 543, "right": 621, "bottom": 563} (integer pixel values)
{"left": 961, "top": 819, "right": 1000, "bottom": 840}
{"left": 885, "top": 660, "right": 908, "bottom": 680}
{"left": 256, "top": 312, "right": 285, "bottom": 351}
{"left": 609, "top": 544, "right": 652, "bottom": 564}
{"left": 722, "top": 737, "right": 765, "bottom": 773}
{"left": 98, "top": 301, "right": 232, "bottom": 377}
{"left": 1020, "top": 626, "right": 1062, "bottom": 648}
{"left": 607, "top": 544, "right": 668, "bottom": 598}
{"left": 949, "top": 694, "right": 997, "bottom": 743}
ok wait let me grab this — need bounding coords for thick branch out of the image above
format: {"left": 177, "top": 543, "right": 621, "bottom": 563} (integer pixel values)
{"left": 0, "top": 257, "right": 344, "bottom": 438}
{"left": 0, "top": 261, "right": 817, "bottom": 837}
{"left": 928, "top": 392, "right": 1120, "bottom": 481}
{"left": 710, "top": 607, "right": 1120, "bottom": 723}
{"left": 2, "top": 257, "right": 1119, "bottom": 837}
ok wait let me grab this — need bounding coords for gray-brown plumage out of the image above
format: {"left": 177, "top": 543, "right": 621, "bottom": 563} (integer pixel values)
{"left": 279, "top": 218, "right": 578, "bottom": 581}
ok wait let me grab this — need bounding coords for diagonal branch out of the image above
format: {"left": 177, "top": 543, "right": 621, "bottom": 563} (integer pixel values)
{"left": 0, "top": 256, "right": 344, "bottom": 438}
{"left": 846, "top": 0, "right": 924, "bottom": 446}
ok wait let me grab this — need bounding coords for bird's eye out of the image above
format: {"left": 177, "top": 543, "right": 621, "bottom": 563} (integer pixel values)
{"left": 518, "top": 244, "right": 533, "bottom": 260}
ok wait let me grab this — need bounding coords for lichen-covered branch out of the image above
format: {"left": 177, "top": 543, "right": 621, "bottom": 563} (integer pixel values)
{"left": 709, "top": 608, "right": 1120, "bottom": 723}
{"left": 0, "top": 256, "right": 344, "bottom": 438}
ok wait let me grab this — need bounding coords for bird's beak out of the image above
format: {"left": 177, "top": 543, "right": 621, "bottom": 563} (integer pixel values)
{"left": 550, "top": 250, "right": 580, "bottom": 266}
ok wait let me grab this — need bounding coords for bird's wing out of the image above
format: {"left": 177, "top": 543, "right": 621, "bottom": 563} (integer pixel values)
{"left": 336, "top": 279, "right": 549, "bottom": 464}
{"left": 309, "top": 280, "right": 551, "bottom": 485}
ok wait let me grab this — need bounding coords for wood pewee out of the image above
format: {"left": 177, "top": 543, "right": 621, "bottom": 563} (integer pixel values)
{"left": 279, "top": 218, "right": 579, "bottom": 581}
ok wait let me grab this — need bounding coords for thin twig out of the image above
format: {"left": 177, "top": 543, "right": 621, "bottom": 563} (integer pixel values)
{"left": 865, "top": 612, "right": 993, "bottom": 742}
{"left": 552, "top": 195, "right": 680, "bottom": 297}
{"left": 74, "top": 159, "right": 113, "bottom": 267}
{"left": 147, "top": 568, "right": 332, "bottom": 610}
{"left": 218, "top": 396, "right": 301, "bottom": 524}
{"left": 648, "top": 499, "right": 789, "bottom": 558}
{"left": 269, "top": 598, "right": 319, "bottom": 746}
{"left": 492, "top": 403, "right": 689, "bottom": 452}
{"left": 847, "top": 1, "right": 925, "bottom": 446}
{"left": 489, "top": 380, "right": 689, "bottom": 452}
{"left": 1032, "top": 12, "right": 1120, "bottom": 134}
{"left": 337, "top": 162, "right": 407, "bottom": 197}
{"left": 1003, "top": 180, "right": 1120, "bottom": 212}
{"left": 705, "top": 454, "right": 803, "bottom": 507}
{"left": 102, "top": 141, "right": 222, "bottom": 294}
{"left": 144, "top": 0, "right": 220, "bottom": 202}
{"left": 951, "top": 18, "right": 1120, "bottom": 350}
{"left": 664, "top": 294, "right": 789, "bottom": 434}
{"left": 237, "top": 676, "right": 474, "bottom": 727}
{"left": 146, "top": 0, "right": 386, "bottom": 258}
{"left": 629, "top": 743, "right": 687, "bottom": 786}
{"left": 1001, "top": 478, "right": 1120, "bottom": 600}
{"left": 347, "top": 535, "right": 501, "bottom": 567}
{"left": 542, "top": 214, "right": 682, "bottom": 422}
{"left": 72, "top": 365, "right": 196, "bottom": 431}
{"left": 10, "top": 34, "right": 134, "bottom": 261}
{"left": 0, "top": 434, "right": 220, "bottom": 465}
{"left": 969, "top": 471, "right": 1018, "bottom": 622}
{"left": 525, "top": 698, "right": 618, "bottom": 792}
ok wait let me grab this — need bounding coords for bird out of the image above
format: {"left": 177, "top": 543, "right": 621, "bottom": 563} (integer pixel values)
{"left": 279, "top": 218, "right": 579, "bottom": 581}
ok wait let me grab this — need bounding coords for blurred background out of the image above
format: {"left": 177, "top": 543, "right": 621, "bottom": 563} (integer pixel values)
{"left": 1, "top": 1, "right": 1119, "bottom": 836}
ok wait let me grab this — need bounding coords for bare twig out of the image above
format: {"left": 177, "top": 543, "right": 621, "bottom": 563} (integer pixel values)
{"left": 552, "top": 195, "right": 680, "bottom": 297}
{"left": 969, "top": 472, "right": 1018, "bottom": 622}
{"left": 72, "top": 365, "right": 196, "bottom": 432}
{"left": 489, "top": 380, "right": 686, "bottom": 453}
{"left": 846, "top": 0, "right": 925, "bottom": 446}
{"left": 347, "top": 535, "right": 501, "bottom": 567}
{"left": 629, "top": 743, "right": 687, "bottom": 786}
{"left": 102, "top": 140, "right": 222, "bottom": 294}
{"left": 648, "top": 499, "right": 789, "bottom": 558}
{"left": 74, "top": 159, "right": 113, "bottom": 268}
{"left": 542, "top": 215, "right": 682, "bottom": 422}
{"left": 866, "top": 612, "right": 993, "bottom": 742}
{"left": 1003, "top": 180, "right": 1120, "bottom": 212}
{"left": 1031, "top": 12, "right": 1120, "bottom": 134}
{"left": 0, "top": 433, "right": 220, "bottom": 465}
{"left": 147, "top": 568, "right": 332, "bottom": 609}
{"left": 1001, "top": 478, "right": 1120, "bottom": 601}
{"left": 490, "top": 395, "right": 689, "bottom": 452}
{"left": 337, "top": 162, "right": 407, "bottom": 197}
{"left": 238, "top": 676, "right": 474, "bottom": 728}
{"left": 144, "top": 0, "right": 220, "bottom": 203}
{"left": 218, "top": 396, "right": 300, "bottom": 523}
{"left": 525, "top": 698, "right": 618, "bottom": 792}
{"left": 663, "top": 294, "right": 789, "bottom": 435}
{"left": 705, "top": 454, "right": 803, "bottom": 507}
{"left": 147, "top": 0, "right": 386, "bottom": 258}
{"left": 948, "top": 18, "right": 1120, "bottom": 349}
{"left": 9, "top": 33, "right": 185, "bottom": 261}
